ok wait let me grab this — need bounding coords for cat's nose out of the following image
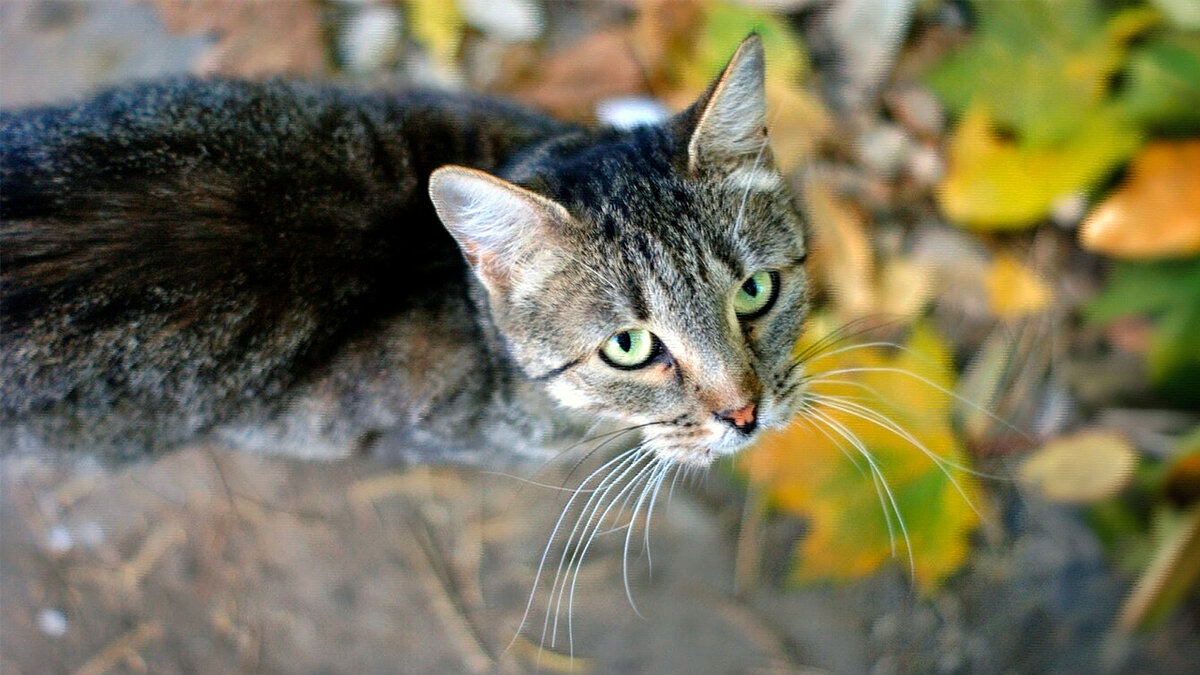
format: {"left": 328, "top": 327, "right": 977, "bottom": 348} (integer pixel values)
{"left": 716, "top": 402, "right": 758, "bottom": 434}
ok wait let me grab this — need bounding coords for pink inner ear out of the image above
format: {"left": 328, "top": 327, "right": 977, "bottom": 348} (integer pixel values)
{"left": 477, "top": 252, "right": 503, "bottom": 280}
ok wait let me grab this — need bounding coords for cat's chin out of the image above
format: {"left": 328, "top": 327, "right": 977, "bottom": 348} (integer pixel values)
{"left": 647, "top": 433, "right": 761, "bottom": 468}
{"left": 649, "top": 447, "right": 717, "bottom": 468}
{"left": 708, "top": 433, "right": 761, "bottom": 458}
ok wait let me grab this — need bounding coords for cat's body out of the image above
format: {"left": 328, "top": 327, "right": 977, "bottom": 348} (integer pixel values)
{"left": 1, "top": 80, "right": 588, "bottom": 463}
{"left": 1, "top": 37, "right": 811, "bottom": 468}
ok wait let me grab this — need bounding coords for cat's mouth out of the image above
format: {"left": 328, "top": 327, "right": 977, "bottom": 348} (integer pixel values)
{"left": 682, "top": 387, "right": 805, "bottom": 464}
{"left": 638, "top": 385, "right": 808, "bottom": 467}
{"left": 709, "top": 427, "right": 761, "bottom": 456}
{"left": 644, "top": 423, "right": 762, "bottom": 467}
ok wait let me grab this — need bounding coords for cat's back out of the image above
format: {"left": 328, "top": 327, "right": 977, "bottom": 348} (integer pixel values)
{"left": 0, "top": 78, "right": 562, "bottom": 459}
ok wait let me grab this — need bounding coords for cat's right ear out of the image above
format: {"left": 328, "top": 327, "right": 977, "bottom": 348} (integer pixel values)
{"left": 429, "top": 166, "right": 571, "bottom": 293}
{"left": 683, "top": 33, "right": 769, "bottom": 172}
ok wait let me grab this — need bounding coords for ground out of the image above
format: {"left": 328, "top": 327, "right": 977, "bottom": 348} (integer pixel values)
{"left": 3, "top": 2, "right": 1199, "bottom": 674}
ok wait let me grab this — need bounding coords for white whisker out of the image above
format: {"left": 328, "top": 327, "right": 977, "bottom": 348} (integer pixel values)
{"left": 622, "top": 459, "right": 671, "bottom": 618}
{"left": 805, "top": 395, "right": 986, "bottom": 522}
{"left": 482, "top": 471, "right": 605, "bottom": 493}
{"left": 508, "top": 445, "right": 640, "bottom": 656}
{"left": 642, "top": 460, "right": 675, "bottom": 577}
{"left": 546, "top": 450, "right": 653, "bottom": 652}
{"left": 667, "top": 460, "right": 685, "bottom": 505}
{"left": 802, "top": 376, "right": 1007, "bottom": 482}
{"left": 812, "top": 366, "right": 1030, "bottom": 441}
{"left": 794, "top": 406, "right": 895, "bottom": 548}
{"left": 791, "top": 411, "right": 866, "bottom": 475}
{"left": 807, "top": 406, "right": 915, "bottom": 578}
{"left": 562, "top": 456, "right": 662, "bottom": 653}
{"left": 799, "top": 340, "right": 905, "bottom": 364}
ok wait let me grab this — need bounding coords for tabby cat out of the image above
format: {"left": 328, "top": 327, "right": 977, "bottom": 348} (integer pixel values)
{"left": 0, "top": 35, "right": 810, "bottom": 468}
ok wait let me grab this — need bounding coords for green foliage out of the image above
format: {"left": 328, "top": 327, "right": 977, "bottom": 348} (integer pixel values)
{"left": 928, "top": 0, "right": 1157, "bottom": 146}
{"left": 925, "top": 0, "right": 1200, "bottom": 229}
{"left": 1087, "top": 257, "right": 1200, "bottom": 405}
{"left": 1120, "top": 32, "right": 1200, "bottom": 131}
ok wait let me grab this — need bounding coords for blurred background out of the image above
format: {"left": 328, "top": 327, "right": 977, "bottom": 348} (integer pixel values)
{"left": 2, "top": 1, "right": 1199, "bottom": 673}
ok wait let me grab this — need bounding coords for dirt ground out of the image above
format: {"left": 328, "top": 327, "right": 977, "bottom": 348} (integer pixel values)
{"left": 3, "top": 3, "right": 1200, "bottom": 674}
{"left": 2, "top": 448, "right": 804, "bottom": 674}
{"left": 3, "top": 445, "right": 1200, "bottom": 674}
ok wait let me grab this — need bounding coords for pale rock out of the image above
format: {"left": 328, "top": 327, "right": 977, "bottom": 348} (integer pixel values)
{"left": 37, "top": 608, "right": 68, "bottom": 637}
{"left": 339, "top": 5, "right": 403, "bottom": 73}
{"left": 595, "top": 96, "right": 670, "bottom": 130}
{"left": 457, "top": 0, "right": 543, "bottom": 42}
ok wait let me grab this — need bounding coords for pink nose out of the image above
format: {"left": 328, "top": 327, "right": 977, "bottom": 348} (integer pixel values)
{"left": 716, "top": 403, "right": 757, "bottom": 433}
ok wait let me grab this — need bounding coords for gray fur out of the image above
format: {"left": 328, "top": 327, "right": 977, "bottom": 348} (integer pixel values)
{"left": 1, "top": 35, "right": 810, "bottom": 467}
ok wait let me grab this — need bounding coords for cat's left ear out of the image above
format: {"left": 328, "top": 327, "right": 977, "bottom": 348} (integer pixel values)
{"left": 429, "top": 166, "right": 572, "bottom": 295}
{"left": 684, "top": 33, "right": 770, "bottom": 171}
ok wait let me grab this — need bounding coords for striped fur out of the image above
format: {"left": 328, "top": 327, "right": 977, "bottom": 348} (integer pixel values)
{"left": 1, "top": 36, "right": 809, "bottom": 466}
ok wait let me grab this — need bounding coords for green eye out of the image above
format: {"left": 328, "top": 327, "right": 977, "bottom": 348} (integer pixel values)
{"left": 733, "top": 270, "right": 778, "bottom": 318}
{"left": 600, "top": 328, "right": 657, "bottom": 369}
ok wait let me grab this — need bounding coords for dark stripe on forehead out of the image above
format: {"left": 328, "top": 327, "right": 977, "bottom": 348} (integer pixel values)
{"left": 628, "top": 230, "right": 659, "bottom": 267}
{"left": 609, "top": 230, "right": 653, "bottom": 321}
{"left": 600, "top": 211, "right": 618, "bottom": 239}
{"left": 708, "top": 234, "right": 745, "bottom": 279}
{"left": 625, "top": 274, "right": 650, "bottom": 321}
{"left": 649, "top": 243, "right": 684, "bottom": 308}
{"left": 692, "top": 245, "right": 715, "bottom": 287}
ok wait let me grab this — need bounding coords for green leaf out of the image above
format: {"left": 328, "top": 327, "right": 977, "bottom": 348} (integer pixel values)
{"left": 1120, "top": 33, "right": 1200, "bottom": 131}
{"left": 688, "top": 1, "right": 810, "bottom": 84}
{"left": 1088, "top": 257, "right": 1200, "bottom": 405}
{"left": 927, "top": 0, "right": 1161, "bottom": 228}
{"left": 927, "top": 0, "right": 1159, "bottom": 146}
{"left": 938, "top": 104, "right": 1142, "bottom": 229}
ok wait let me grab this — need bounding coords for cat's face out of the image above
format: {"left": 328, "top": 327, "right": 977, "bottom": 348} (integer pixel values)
{"left": 432, "top": 36, "right": 809, "bottom": 465}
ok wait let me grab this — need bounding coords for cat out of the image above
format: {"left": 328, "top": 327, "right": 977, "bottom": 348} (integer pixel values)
{"left": 0, "top": 34, "right": 811, "bottom": 470}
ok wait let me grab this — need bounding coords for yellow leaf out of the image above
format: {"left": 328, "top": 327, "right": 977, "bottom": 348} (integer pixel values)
{"left": 765, "top": 80, "right": 832, "bottom": 171}
{"left": 405, "top": 0, "right": 465, "bottom": 65}
{"left": 878, "top": 257, "right": 934, "bottom": 321}
{"left": 1119, "top": 506, "right": 1200, "bottom": 631}
{"left": 800, "top": 174, "right": 876, "bottom": 319}
{"left": 985, "top": 253, "right": 1052, "bottom": 319}
{"left": 512, "top": 635, "right": 594, "bottom": 673}
{"left": 1020, "top": 431, "right": 1138, "bottom": 503}
{"left": 938, "top": 104, "right": 1142, "bottom": 229}
{"left": 741, "top": 321, "right": 982, "bottom": 592}
{"left": 1080, "top": 140, "right": 1200, "bottom": 260}
{"left": 663, "top": 1, "right": 830, "bottom": 170}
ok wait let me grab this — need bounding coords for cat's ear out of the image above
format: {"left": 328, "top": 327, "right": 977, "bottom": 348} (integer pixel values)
{"left": 685, "top": 33, "right": 770, "bottom": 171}
{"left": 429, "top": 166, "right": 571, "bottom": 292}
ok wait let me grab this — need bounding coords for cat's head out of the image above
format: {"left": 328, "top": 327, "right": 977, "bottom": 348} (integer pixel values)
{"left": 430, "top": 35, "right": 809, "bottom": 465}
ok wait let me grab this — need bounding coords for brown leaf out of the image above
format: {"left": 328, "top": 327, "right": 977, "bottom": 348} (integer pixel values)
{"left": 151, "top": 0, "right": 329, "bottom": 78}
{"left": 1081, "top": 140, "right": 1200, "bottom": 260}
{"left": 494, "top": 29, "right": 650, "bottom": 121}
{"left": 1019, "top": 430, "right": 1137, "bottom": 503}
{"left": 801, "top": 172, "right": 877, "bottom": 320}
{"left": 1104, "top": 316, "right": 1155, "bottom": 355}
{"left": 492, "top": 0, "right": 704, "bottom": 121}
{"left": 1165, "top": 452, "right": 1200, "bottom": 510}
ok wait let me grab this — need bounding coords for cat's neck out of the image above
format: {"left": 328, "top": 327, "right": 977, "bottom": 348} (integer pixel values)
{"left": 381, "top": 89, "right": 580, "bottom": 180}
